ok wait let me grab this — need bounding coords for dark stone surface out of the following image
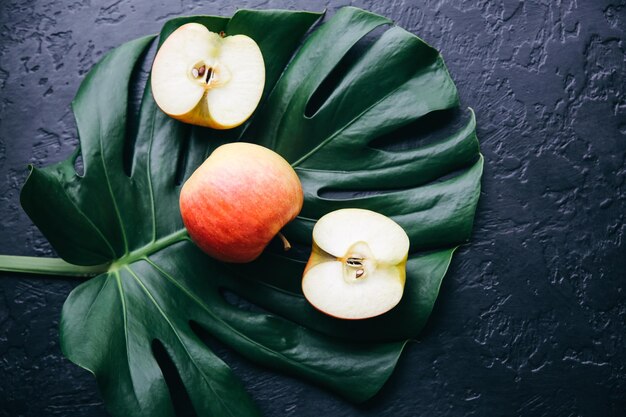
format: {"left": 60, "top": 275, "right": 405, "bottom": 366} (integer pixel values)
{"left": 0, "top": 0, "right": 624, "bottom": 416}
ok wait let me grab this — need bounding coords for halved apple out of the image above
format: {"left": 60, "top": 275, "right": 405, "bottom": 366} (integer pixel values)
{"left": 151, "top": 23, "right": 265, "bottom": 129}
{"left": 302, "top": 208, "right": 410, "bottom": 320}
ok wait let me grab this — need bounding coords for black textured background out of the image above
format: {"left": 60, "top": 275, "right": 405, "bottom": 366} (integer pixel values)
{"left": 1, "top": 1, "right": 624, "bottom": 416}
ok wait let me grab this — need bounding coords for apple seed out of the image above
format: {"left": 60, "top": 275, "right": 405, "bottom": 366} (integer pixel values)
{"left": 346, "top": 256, "right": 364, "bottom": 267}
{"left": 205, "top": 67, "right": 213, "bottom": 84}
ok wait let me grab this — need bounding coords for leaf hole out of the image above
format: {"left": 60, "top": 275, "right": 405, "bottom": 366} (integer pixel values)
{"left": 317, "top": 188, "right": 382, "bottom": 200}
{"left": 304, "top": 24, "right": 392, "bottom": 119}
{"left": 123, "top": 39, "right": 158, "bottom": 177}
{"left": 368, "top": 108, "right": 466, "bottom": 151}
{"left": 189, "top": 320, "right": 268, "bottom": 379}
{"left": 152, "top": 339, "right": 199, "bottom": 417}
{"left": 219, "top": 289, "right": 269, "bottom": 315}
{"left": 317, "top": 161, "right": 479, "bottom": 201}
{"left": 189, "top": 320, "right": 230, "bottom": 357}
{"left": 73, "top": 151, "right": 84, "bottom": 177}
{"left": 431, "top": 162, "right": 481, "bottom": 184}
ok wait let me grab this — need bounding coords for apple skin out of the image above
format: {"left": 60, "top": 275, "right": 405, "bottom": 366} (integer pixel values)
{"left": 180, "top": 142, "right": 303, "bottom": 263}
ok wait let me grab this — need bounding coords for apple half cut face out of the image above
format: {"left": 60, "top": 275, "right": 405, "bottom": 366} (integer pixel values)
{"left": 151, "top": 23, "right": 265, "bottom": 129}
{"left": 302, "top": 208, "right": 410, "bottom": 320}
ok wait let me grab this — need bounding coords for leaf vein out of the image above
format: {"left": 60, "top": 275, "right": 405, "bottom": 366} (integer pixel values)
{"left": 98, "top": 122, "right": 129, "bottom": 253}
{"left": 114, "top": 270, "right": 141, "bottom": 409}
{"left": 54, "top": 171, "right": 117, "bottom": 258}
{"left": 146, "top": 105, "right": 158, "bottom": 243}
{"left": 144, "top": 258, "right": 346, "bottom": 380}
{"left": 84, "top": 273, "right": 112, "bottom": 321}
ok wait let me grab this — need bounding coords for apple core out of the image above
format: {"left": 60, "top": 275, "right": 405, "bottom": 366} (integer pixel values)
{"left": 302, "top": 209, "right": 410, "bottom": 320}
{"left": 151, "top": 22, "right": 265, "bottom": 129}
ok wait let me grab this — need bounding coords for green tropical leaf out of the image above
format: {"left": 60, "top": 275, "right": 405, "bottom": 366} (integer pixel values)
{"left": 14, "top": 6, "right": 482, "bottom": 417}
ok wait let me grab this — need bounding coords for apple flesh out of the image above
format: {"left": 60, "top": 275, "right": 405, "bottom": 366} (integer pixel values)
{"left": 151, "top": 23, "right": 265, "bottom": 129}
{"left": 180, "top": 143, "right": 303, "bottom": 263}
{"left": 302, "top": 208, "right": 410, "bottom": 320}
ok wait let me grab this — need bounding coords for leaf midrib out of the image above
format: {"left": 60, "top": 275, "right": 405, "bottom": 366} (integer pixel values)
{"left": 98, "top": 118, "right": 129, "bottom": 253}
{"left": 108, "top": 229, "right": 189, "bottom": 272}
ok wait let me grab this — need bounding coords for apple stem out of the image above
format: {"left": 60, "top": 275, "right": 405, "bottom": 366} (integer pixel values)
{"left": 277, "top": 232, "right": 291, "bottom": 251}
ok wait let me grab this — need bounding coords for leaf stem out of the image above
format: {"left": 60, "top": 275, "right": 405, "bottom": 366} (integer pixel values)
{"left": 0, "top": 229, "right": 190, "bottom": 278}
{"left": 0, "top": 255, "right": 109, "bottom": 277}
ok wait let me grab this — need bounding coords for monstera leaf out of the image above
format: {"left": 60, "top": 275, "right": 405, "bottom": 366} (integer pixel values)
{"left": 8, "top": 7, "right": 482, "bottom": 417}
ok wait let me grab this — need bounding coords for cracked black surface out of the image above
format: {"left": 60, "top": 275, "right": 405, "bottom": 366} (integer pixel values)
{"left": 0, "top": 1, "right": 624, "bottom": 416}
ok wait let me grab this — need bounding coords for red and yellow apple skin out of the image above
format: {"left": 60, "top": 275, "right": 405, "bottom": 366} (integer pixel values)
{"left": 179, "top": 143, "right": 303, "bottom": 263}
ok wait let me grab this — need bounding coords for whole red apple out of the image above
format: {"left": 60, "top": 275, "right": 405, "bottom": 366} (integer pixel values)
{"left": 180, "top": 142, "right": 303, "bottom": 263}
